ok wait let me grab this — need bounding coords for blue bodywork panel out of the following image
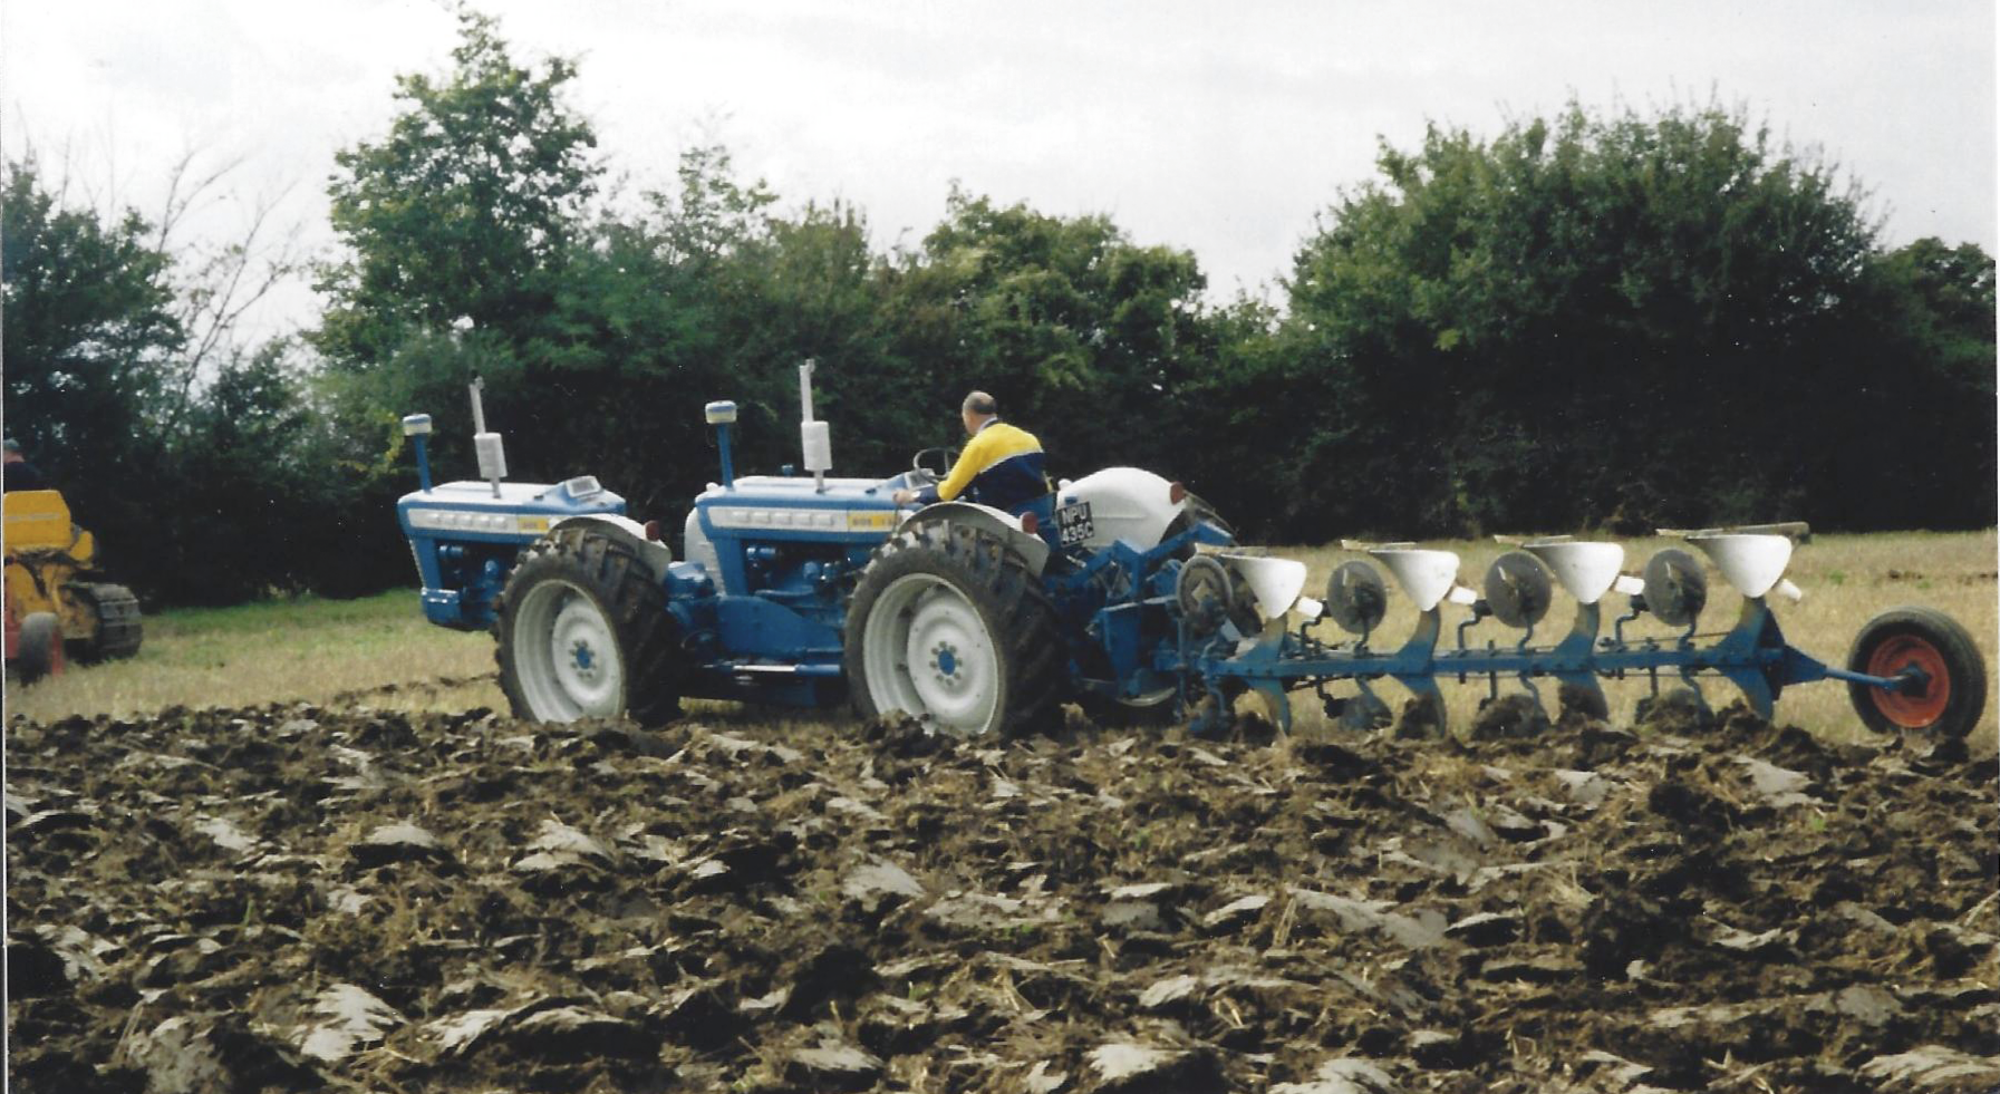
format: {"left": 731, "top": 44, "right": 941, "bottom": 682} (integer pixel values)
{"left": 674, "top": 473, "right": 907, "bottom": 704}
{"left": 694, "top": 474, "right": 904, "bottom": 606}
{"left": 398, "top": 477, "right": 625, "bottom": 630}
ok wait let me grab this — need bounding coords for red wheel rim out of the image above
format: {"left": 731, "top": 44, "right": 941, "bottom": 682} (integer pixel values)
{"left": 1866, "top": 634, "right": 1951, "bottom": 728}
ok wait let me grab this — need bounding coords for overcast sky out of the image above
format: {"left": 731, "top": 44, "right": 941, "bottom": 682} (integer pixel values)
{"left": 3, "top": 1, "right": 1993, "bottom": 340}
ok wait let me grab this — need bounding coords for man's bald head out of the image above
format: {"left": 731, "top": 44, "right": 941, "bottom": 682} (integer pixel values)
{"left": 961, "top": 391, "right": 998, "bottom": 436}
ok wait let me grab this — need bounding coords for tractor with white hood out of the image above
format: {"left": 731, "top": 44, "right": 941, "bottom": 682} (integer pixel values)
{"left": 397, "top": 364, "right": 1986, "bottom": 741}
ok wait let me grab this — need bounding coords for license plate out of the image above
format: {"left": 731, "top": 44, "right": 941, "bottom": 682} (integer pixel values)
{"left": 1056, "top": 501, "right": 1094, "bottom": 546}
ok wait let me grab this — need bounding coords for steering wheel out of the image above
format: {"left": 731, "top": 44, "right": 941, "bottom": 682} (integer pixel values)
{"left": 909, "top": 446, "right": 958, "bottom": 486}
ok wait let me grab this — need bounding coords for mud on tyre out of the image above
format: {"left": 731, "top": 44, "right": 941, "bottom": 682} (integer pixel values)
{"left": 845, "top": 521, "right": 1068, "bottom": 738}
{"left": 496, "top": 526, "right": 682, "bottom": 725}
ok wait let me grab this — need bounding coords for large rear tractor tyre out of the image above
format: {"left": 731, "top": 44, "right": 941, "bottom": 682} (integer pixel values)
{"left": 1846, "top": 606, "right": 1987, "bottom": 739}
{"left": 496, "top": 528, "right": 682, "bottom": 726}
{"left": 63, "top": 582, "right": 143, "bottom": 663}
{"left": 16, "top": 612, "right": 64, "bottom": 685}
{"left": 846, "top": 521, "right": 1068, "bottom": 738}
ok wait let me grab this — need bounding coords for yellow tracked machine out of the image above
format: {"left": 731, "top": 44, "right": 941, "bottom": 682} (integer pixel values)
{"left": 4, "top": 490, "right": 143, "bottom": 683}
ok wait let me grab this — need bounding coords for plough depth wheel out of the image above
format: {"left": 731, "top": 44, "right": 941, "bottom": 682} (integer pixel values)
{"left": 1846, "top": 606, "right": 1987, "bottom": 739}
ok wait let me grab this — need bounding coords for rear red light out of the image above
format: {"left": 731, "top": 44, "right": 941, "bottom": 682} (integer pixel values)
{"left": 643, "top": 519, "right": 662, "bottom": 542}
{"left": 1169, "top": 481, "right": 1188, "bottom": 505}
{"left": 1020, "top": 511, "right": 1040, "bottom": 535}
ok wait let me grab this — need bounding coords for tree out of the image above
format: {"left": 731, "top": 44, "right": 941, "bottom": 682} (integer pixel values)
{"left": 149, "top": 149, "right": 307, "bottom": 430}
{"left": 306, "top": 10, "right": 605, "bottom": 596}
{"left": 151, "top": 346, "right": 336, "bottom": 604}
{"left": 1874, "top": 237, "right": 1995, "bottom": 385}
{"left": 1798, "top": 238, "right": 1996, "bottom": 528}
{"left": 4, "top": 154, "right": 376, "bottom": 603}
{"left": 3, "top": 160, "right": 182, "bottom": 454}
{"left": 1277, "top": 99, "right": 1978, "bottom": 538}
{"left": 315, "top": 8, "right": 599, "bottom": 366}
{"left": 528, "top": 147, "right": 902, "bottom": 521}
{"left": 878, "top": 189, "right": 1216, "bottom": 483}
{"left": 2, "top": 157, "right": 185, "bottom": 587}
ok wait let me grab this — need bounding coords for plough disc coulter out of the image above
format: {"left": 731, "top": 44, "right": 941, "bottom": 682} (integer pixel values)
{"left": 1171, "top": 526, "right": 1986, "bottom": 740}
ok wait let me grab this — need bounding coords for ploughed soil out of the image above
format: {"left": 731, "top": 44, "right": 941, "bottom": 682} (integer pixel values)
{"left": 6, "top": 697, "right": 1996, "bottom": 1093}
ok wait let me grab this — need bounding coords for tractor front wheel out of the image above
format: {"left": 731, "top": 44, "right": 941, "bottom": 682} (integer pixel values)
{"left": 846, "top": 522, "right": 1067, "bottom": 738}
{"left": 496, "top": 528, "right": 682, "bottom": 725}
{"left": 16, "top": 611, "right": 64, "bottom": 684}
{"left": 1846, "top": 606, "right": 1987, "bottom": 739}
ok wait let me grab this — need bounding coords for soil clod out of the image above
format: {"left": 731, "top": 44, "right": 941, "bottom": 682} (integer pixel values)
{"left": 5, "top": 699, "right": 1994, "bottom": 1091}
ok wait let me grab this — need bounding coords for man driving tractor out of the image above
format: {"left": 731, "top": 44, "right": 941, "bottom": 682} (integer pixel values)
{"left": 891, "top": 391, "right": 1052, "bottom": 515}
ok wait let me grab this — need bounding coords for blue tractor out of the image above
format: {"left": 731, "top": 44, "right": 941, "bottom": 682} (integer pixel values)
{"left": 399, "top": 365, "right": 1987, "bottom": 741}
{"left": 398, "top": 365, "right": 1234, "bottom": 736}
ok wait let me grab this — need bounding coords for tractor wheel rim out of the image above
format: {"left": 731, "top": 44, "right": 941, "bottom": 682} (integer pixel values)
{"left": 1866, "top": 634, "right": 1951, "bottom": 728}
{"left": 863, "top": 573, "right": 1000, "bottom": 735}
{"left": 514, "top": 580, "right": 624, "bottom": 721}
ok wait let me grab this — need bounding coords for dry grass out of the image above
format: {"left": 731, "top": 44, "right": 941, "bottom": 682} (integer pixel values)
{"left": 9, "top": 530, "right": 1994, "bottom": 753}
{"left": 4, "top": 591, "right": 505, "bottom": 722}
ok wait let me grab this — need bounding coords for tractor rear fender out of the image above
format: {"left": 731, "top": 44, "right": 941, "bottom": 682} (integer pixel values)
{"left": 550, "top": 514, "right": 674, "bottom": 578}
{"left": 897, "top": 502, "right": 1050, "bottom": 577}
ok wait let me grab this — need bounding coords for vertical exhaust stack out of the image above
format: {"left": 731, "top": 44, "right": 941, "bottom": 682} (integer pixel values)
{"left": 799, "top": 358, "right": 833, "bottom": 493}
{"left": 468, "top": 378, "right": 507, "bottom": 498}
{"left": 706, "top": 401, "right": 739, "bottom": 489}
{"left": 402, "top": 414, "right": 434, "bottom": 492}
